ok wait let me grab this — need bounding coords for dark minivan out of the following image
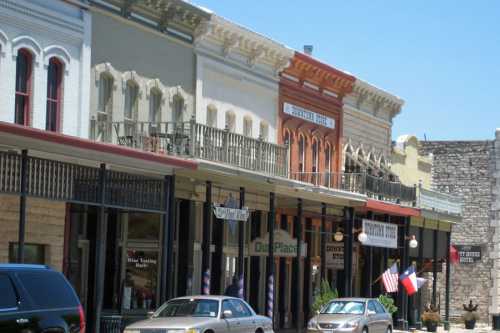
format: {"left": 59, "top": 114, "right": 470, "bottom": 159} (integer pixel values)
{"left": 0, "top": 264, "right": 85, "bottom": 333}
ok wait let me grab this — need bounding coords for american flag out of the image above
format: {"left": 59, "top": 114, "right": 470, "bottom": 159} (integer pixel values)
{"left": 382, "top": 263, "right": 399, "bottom": 293}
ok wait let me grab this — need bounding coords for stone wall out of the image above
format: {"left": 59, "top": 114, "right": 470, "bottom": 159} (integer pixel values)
{"left": 0, "top": 194, "right": 67, "bottom": 271}
{"left": 420, "top": 139, "right": 496, "bottom": 321}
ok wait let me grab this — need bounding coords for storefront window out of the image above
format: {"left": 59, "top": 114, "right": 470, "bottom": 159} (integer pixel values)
{"left": 123, "top": 250, "right": 158, "bottom": 311}
{"left": 128, "top": 213, "right": 160, "bottom": 240}
{"left": 9, "top": 243, "right": 46, "bottom": 264}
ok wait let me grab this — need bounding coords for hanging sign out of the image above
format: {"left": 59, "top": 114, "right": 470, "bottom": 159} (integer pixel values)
{"left": 325, "top": 242, "right": 344, "bottom": 269}
{"left": 361, "top": 219, "right": 398, "bottom": 249}
{"left": 213, "top": 205, "right": 249, "bottom": 221}
{"left": 249, "top": 229, "right": 307, "bottom": 257}
{"left": 455, "top": 245, "right": 482, "bottom": 264}
{"left": 283, "top": 102, "right": 335, "bottom": 129}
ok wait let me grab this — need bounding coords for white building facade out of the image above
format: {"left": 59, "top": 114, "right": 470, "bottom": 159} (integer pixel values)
{"left": 0, "top": 0, "right": 91, "bottom": 137}
{"left": 194, "top": 15, "right": 294, "bottom": 143}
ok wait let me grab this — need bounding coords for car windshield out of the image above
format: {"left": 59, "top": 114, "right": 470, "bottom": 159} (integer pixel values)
{"left": 154, "top": 299, "right": 219, "bottom": 318}
{"left": 321, "top": 301, "right": 365, "bottom": 315}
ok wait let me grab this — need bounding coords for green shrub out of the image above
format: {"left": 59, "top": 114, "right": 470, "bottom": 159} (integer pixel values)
{"left": 378, "top": 294, "right": 398, "bottom": 314}
{"left": 312, "top": 279, "right": 338, "bottom": 313}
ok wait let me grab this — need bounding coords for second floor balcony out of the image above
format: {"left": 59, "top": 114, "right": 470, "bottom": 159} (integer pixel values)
{"left": 90, "top": 118, "right": 290, "bottom": 177}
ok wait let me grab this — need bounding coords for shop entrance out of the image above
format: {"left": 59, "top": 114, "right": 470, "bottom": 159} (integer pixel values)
{"left": 66, "top": 204, "right": 163, "bottom": 327}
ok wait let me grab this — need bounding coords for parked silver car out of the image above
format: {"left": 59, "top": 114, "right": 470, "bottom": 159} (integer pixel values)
{"left": 123, "top": 295, "right": 274, "bottom": 333}
{"left": 307, "top": 298, "right": 393, "bottom": 333}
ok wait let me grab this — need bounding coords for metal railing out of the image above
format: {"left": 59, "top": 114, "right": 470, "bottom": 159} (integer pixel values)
{"left": 291, "top": 171, "right": 417, "bottom": 204}
{"left": 90, "top": 118, "right": 289, "bottom": 177}
{"left": 418, "top": 187, "right": 462, "bottom": 215}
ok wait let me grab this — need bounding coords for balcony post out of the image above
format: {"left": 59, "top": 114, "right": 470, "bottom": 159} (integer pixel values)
{"left": 201, "top": 181, "right": 213, "bottom": 294}
{"left": 432, "top": 229, "right": 438, "bottom": 306}
{"left": 223, "top": 127, "right": 229, "bottom": 165}
{"left": 189, "top": 115, "right": 196, "bottom": 157}
{"left": 266, "top": 192, "right": 276, "bottom": 325}
{"left": 295, "top": 198, "right": 303, "bottom": 332}
{"left": 444, "top": 231, "right": 451, "bottom": 330}
{"left": 238, "top": 187, "right": 245, "bottom": 299}
{"left": 17, "top": 149, "right": 28, "bottom": 263}
{"left": 343, "top": 207, "right": 354, "bottom": 297}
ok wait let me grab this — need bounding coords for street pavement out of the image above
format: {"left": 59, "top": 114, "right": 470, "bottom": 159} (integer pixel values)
{"left": 394, "top": 323, "right": 495, "bottom": 333}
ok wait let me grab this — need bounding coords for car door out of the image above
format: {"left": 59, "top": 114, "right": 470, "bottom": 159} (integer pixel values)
{"left": 222, "top": 299, "right": 244, "bottom": 333}
{"left": 230, "top": 299, "right": 255, "bottom": 332}
{"left": 373, "top": 300, "right": 391, "bottom": 332}
{"left": 0, "top": 273, "right": 33, "bottom": 333}
{"left": 367, "top": 300, "right": 383, "bottom": 333}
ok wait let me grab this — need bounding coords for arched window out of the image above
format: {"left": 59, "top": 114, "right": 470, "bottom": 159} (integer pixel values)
{"left": 243, "top": 116, "right": 252, "bottom": 137}
{"left": 46, "top": 58, "right": 63, "bottom": 132}
{"left": 324, "top": 143, "right": 332, "bottom": 187}
{"left": 259, "top": 121, "right": 269, "bottom": 141}
{"left": 312, "top": 138, "right": 319, "bottom": 173}
{"left": 124, "top": 80, "right": 138, "bottom": 121}
{"left": 225, "top": 111, "right": 236, "bottom": 132}
{"left": 298, "top": 134, "right": 305, "bottom": 173}
{"left": 15, "top": 49, "right": 33, "bottom": 126}
{"left": 149, "top": 88, "right": 162, "bottom": 123}
{"left": 173, "top": 95, "right": 184, "bottom": 123}
{"left": 98, "top": 73, "right": 113, "bottom": 116}
{"left": 207, "top": 105, "right": 217, "bottom": 127}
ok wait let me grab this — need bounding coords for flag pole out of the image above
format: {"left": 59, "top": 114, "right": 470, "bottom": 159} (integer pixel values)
{"left": 371, "top": 259, "right": 400, "bottom": 286}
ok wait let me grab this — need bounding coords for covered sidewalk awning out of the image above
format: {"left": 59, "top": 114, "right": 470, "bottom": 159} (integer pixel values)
{"left": 362, "top": 198, "right": 421, "bottom": 217}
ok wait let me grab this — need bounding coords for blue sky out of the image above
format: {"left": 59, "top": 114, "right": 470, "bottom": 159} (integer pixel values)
{"left": 194, "top": 0, "right": 500, "bottom": 141}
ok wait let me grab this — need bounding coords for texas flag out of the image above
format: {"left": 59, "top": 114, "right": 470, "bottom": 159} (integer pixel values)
{"left": 399, "top": 266, "right": 418, "bottom": 296}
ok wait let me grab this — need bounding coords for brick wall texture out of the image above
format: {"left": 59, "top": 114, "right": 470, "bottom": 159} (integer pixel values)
{"left": 420, "top": 136, "right": 498, "bottom": 322}
{"left": 0, "top": 194, "right": 66, "bottom": 271}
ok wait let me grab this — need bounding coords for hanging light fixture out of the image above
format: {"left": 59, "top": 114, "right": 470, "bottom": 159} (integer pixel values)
{"left": 358, "top": 231, "right": 368, "bottom": 243}
{"left": 409, "top": 235, "right": 418, "bottom": 249}
{"left": 334, "top": 231, "right": 344, "bottom": 242}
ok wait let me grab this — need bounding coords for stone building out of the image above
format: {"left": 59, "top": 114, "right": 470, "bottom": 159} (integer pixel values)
{"left": 419, "top": 129, "right": 500, "bottom": 322}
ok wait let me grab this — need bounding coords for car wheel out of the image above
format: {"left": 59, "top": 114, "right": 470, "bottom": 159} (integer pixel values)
{"left": 385, "top": 327, "right": 392, "bottom": 333}
{"left": 362, "top": 327, "right": 368, "bottom": 333}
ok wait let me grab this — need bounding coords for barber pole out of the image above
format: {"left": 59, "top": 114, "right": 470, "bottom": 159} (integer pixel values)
{"left": 203, "top": 269, "right": 211, "bottom": 295}
{"left": 266, "top": 275, "right": 274, "bottom": 318}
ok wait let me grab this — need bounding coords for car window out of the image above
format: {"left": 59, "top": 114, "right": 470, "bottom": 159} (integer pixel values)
{"left": 17, "top": 270, "right": 79, "bottom": 308}
{"left": 0, "top": 274, "right": 18, "bottom": 309}
{"left": 374, "top": 301, "right": 387, "bottom": 314}
{"left": 367, "top": 301, "right": 377, "bottom": 313}
{"left": 222, "top": 300, "right": 236, "bottom": 317}
{"left": 321, "top": 301, "right": 365, "bottom": 315}
{"left": 156, "top": 299, "right": 219, "bottom": 318}
{"left": 230, "top": 300, "right": 252, "bottom": 317}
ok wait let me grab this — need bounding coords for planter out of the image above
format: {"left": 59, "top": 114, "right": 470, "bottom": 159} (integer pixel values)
{"left": 465, "top": 319, "right": 476, "bottom": 329}
{"left": 425, "top": 321, "right": 438, "bottom": 332}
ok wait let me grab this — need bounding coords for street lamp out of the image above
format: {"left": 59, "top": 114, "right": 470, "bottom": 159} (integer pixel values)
{"left": 357, "top": 231, "right": 368, "bottom": 243}
{"left": 334, "top": 231, "right": 344, "bottom": 242}
{"left": 408, "top": 235, "right": 418, "bottom": 249}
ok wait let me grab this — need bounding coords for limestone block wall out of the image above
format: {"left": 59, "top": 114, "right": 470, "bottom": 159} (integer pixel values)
{"left": 0, "top": 194, "right": 66, "bottom": 271}
{"left": 420, "top": 140, "right": 495, "bottom": 321}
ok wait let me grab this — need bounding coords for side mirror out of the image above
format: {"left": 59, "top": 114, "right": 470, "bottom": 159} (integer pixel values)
{"left": 222, "top": 310, "right": 233, "bottom": 319}
{"left": 368, "top": 310, "right": 376, "bottom": 316}
{"left": 147, "top": 311, "right": 155, "bottom": 318}
{"left": 315, "top": 310, "right": 320, "bottom": 315}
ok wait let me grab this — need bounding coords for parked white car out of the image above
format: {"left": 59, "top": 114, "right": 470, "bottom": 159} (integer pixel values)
{"left": 123, "top": 295, "right": 274, "bottom": 333}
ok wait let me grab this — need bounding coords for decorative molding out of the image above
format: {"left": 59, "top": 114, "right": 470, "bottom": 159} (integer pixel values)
{"left": 196, "top": 15, "right": 294, "bottom": 74}
{"left": 352, "top": 79, "right": 404, "bottom": 118}
{"left": 11, "top": 35, "right": 42, "bottom": 64}
{"left": 168, "top": 85, "right": 189, "bottom": 110}
{"left": 43, "top": 45, "right": 71, "bottom": 73}
{"left": 0, "top": 29, "right": 8, "bottom": 50}
{"left": 146, "top": 78, "right": 168, "bottom": 101}
{"left": 94, "top": 62, "right": 120, "bottom": 89}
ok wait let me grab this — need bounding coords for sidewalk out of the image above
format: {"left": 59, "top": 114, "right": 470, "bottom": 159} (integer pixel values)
{"left": 394, "top": 323, "right": 494, "bottom": 333}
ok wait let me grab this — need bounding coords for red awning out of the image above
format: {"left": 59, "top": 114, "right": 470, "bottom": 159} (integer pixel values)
{"left": 364, "top": 199, "right": 421, "bottom": 217}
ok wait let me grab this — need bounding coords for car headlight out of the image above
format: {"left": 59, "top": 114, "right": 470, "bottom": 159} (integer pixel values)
{"left": 185, "top": 329, "right": 201, "bottom": 333}
{"left": 307, "top": 318, "right": 318, "bottom": 329}
{"left": 341, "top": 319, "right": 360, "bottom": 329}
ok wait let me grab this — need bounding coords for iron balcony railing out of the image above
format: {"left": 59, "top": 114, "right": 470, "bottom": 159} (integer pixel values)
{"left": 291, "top": 171, "right": 417, "bottom": 204}
{"left": 418, "top": 187, "right": 462, "bottom": 215}
{"left": 90, "top": 118, "right": 289, "bottom": 177}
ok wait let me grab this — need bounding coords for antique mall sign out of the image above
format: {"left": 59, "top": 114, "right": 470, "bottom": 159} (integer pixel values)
{"left": 249, "top": 229, "right": 307, "bottom": 257}
{"left": 361, "top": 219, "right": 398, "bottom": 249}
{"left": 455, "top": 245, "right": 482, "bottom": 264}
{"left": 283, "top": 102, "right": 335, "bottom": 129}
{"left": 325, "top": 242, "right": 359, "bottom": 272}
{"left": 213, "top": 204, "right": 249, "bottom": 222}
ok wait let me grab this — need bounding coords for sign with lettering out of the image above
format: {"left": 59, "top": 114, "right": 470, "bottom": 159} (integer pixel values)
{"left": 455, "top": 245, "right": 482, "bottom": 264}
{"left": 283, "top": 102, "right": 335, "bottom": 129}
{"left": 213, "top": 205, "right": 249, "bottom": 221}
{"left": 249, "top": 229, "right": 307, "bottom": 257}
{"left": 325, "top": 242, "right": 344, "bottom": 269}
{"left": 361, "top": 219, "right": 398, "bottom": 249}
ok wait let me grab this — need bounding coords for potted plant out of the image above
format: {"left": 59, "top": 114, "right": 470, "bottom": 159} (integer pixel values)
{"left": 463, "top": 300, "right": 479, "bottom": 329}
{"left": 421, "top": 304, "right": 440, "bottom": 332}
{"left": 378, "top": 294, "right": 398, "bottom": 315}
{"left": 311, "top": 279, "right": 338, "bottom": 314}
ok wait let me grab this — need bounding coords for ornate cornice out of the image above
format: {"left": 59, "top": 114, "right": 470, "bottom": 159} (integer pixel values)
{"left": 352, "top": 79, "right": 404, "bottom": 118}
{"left": 195, "top": 15, "right": 294, "bottom": 75}
{"left": 95, "top": 0, "right": 212, "bottom": 37}
{"left": 283, "top": 52, "right": 355, "bottom": 97}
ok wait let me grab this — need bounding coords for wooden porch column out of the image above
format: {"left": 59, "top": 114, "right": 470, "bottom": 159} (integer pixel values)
{"left": 320, "top": 203, "right": 327, "bottom": 281}
{"left": 238, "top": 187, "right": 245, "bottom": 298}
{"left": 266, "top": 193, "right": 276, "bottom": 324}
{"left": 17, "top": 149, "right": 28, "bottom": 263}
{"left": 201, "top": 181, "right": 213, "bottom": 294}
{"left": 160, "top": 175, "right": 175, "bottom": 303}
{"left": 295, "top": 198, "right": 303, "bottom": 333}
{"left": 343, "top": 207, "right": 354, "bottom": 297}
{"left": 92, "top": 163, "right": 107, "bottom": 333}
